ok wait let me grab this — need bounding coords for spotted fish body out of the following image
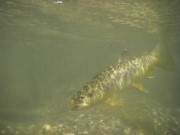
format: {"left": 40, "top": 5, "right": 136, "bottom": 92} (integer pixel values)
{"left": 70, "top": 43, "right": 174, "bottom": 110}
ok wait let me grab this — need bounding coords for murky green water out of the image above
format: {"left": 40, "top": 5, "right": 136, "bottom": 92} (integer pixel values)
{"left": 0, "top": 0, "right": 180, "bottom": 134}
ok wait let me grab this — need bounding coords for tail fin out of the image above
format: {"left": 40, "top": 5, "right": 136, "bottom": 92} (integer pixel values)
{"left": 153, "top": 43, "right": 175, "bottom": 71}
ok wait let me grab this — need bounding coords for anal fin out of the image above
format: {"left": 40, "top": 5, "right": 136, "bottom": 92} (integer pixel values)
{"left": 132, "top": 82, "right": 148, "bottom": 93}
{"left": 146, "top": 68, "right": 155, "bottom": 78}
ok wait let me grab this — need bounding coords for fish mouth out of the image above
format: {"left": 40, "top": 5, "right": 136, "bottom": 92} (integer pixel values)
{"left": 70, "top": 100, "right": 89, "bottom": 110}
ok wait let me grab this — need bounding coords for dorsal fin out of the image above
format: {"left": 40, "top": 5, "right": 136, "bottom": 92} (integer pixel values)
{"left": 118, "top": 49, "right": 128, "bottom": 63}
{"left": 121, "top": 49, "right": 128, "bottom": 58}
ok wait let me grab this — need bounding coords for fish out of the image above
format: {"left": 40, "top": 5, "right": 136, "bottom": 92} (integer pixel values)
{"left": 70, "top": 43, "right": 175, "bottom": 110}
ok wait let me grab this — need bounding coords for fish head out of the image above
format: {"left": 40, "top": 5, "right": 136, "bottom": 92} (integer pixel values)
{"left": 70, "top": 87, "right": 94, "bottom": 110}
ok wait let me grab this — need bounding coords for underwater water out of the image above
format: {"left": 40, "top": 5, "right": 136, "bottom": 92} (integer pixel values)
{"left": 0, "top": 0, "right": 180, "bottom": 134}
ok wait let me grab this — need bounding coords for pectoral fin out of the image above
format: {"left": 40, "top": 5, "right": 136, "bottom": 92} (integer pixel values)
{"left": 132, "top": 82, "right": 148, "bottom": 93}
{"left": 105, "top": 92, "right": 123, "bottom": 107}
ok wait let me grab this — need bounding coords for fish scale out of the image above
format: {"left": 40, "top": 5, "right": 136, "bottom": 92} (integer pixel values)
{"left": 70, "top": 43, "right": 174, "bottom": 110}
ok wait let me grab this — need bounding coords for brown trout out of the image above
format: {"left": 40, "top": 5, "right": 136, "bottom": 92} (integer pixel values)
{"left": 70, "top": 43, "right": 174, "bottom": 110}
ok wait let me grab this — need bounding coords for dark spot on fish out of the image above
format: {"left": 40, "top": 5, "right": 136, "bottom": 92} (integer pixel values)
{"left": 88, "top": 93, "right": 93, "bottom": 97}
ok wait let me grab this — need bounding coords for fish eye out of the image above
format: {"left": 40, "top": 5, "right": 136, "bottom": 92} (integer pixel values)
{"left": 79, "top": 95, "right": 85, "bottom": 100}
